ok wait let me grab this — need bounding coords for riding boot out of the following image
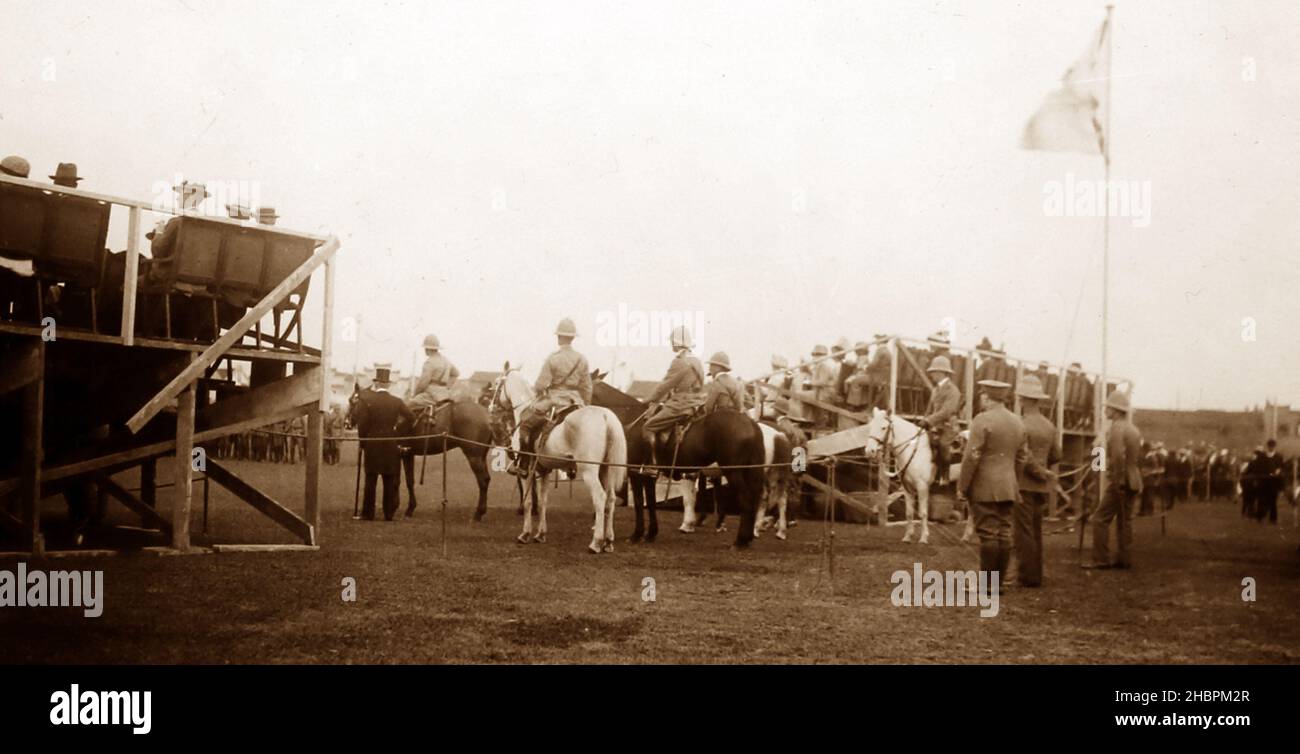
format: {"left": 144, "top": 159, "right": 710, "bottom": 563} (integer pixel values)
{"left": 508, "top": 429, "right": 532, "bottom": 477}
{"left": 641, "top": 426, "right": 658, "bottom": 469}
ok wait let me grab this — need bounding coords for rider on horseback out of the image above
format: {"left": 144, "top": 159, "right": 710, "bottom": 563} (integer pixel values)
{"left": 408, "top": 333, "right": 460, "bottom": 412}
{"left": 915, "top": 354, "right": 961, "bottom": 484}
{"left": 702, "top": 351, "right": 747, "bottom": 414}
{"left": 642, "top": 325, "right": 705, "bottom": 466}
{"left": 508, "top": 317, "right": 592, "bottom": 476}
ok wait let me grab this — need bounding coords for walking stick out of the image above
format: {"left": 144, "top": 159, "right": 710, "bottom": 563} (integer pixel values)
{"left": 353, "top": 442, "right": 363, "bottom": 519}
{"left": 827, "top": 458, "right": 836, "bottom": 595}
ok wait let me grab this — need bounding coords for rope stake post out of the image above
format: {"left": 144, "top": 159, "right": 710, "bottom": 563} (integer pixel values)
{"left": 827, "top": 457, "right": 836, "bottom": 595}
{"left": 353, "top": 443, "right": 363, "bottom": 519}
{"left": 441, "top": 433, "right": 448, "bottom": 558}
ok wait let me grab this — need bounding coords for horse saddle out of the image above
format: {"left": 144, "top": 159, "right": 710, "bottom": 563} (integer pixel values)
{"left": 415, "top": 400, "right": 455, "bottom": 439}
{"left": 535, "top": 404, "right": 580, "bottom": 449}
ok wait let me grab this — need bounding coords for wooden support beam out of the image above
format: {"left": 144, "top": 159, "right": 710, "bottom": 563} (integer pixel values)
{"left": 121, "top": 205, "right": 140, "bottom": 345}
{"left": 199, "top": 366, "right": 321, "bottom": 430}
{"left": 895, "top": 345, "right": 935, "bottom": 391}
{"left": 963, "top": 352, "right": 975, "bottom": 424}
{"left": 319, "top": 255, "right": 335, "bottom": 410}
{"left": 0, "top": 339, "right": 43, "bottom": 395}
{"left": 93, "top": 473, "right": 172, "bottom": 535}
{"left": 762, "top": 384, "right": 867, "bottom": 424}
{"left": 126, "top": 235, "right": 339, "bottom": 434}
{"left": 800, "top": 474, "right": 875, "bottom": 517}
{"left": 204, "top": 460, "right": 315, "bottom": 545}
{"left": 20, "top": 340, "right": 45, "bottom": 556}
{"left": 888, "top": 338, "right": 899, "bottom": 414}
{"left": 305, "top": 410, "right": 323, "bottom": 536}
{"left": 173, "top": 373, "right": 196, "bottom": 551}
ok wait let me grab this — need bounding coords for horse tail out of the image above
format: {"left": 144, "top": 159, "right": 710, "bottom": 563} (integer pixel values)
{"left": 602, "top": 410, "right": 628, "bottom": 495}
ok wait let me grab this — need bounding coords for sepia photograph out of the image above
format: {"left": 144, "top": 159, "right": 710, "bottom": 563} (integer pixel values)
{"left": 0, "top": 0, "right": 1296, "bottom": 739}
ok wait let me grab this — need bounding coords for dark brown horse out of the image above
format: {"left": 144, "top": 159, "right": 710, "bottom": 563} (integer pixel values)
{"left": 348, "top": 385, "right": 494, "bottom": 520}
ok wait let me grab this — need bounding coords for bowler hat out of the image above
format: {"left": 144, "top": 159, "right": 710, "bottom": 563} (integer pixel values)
{"left": 1, "top": 155, "right": 30, "bottom": 178}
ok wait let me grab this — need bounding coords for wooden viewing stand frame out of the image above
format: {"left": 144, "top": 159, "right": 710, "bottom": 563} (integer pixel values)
{"left": 0, "top": 173, "right": 340, "bottom": 557}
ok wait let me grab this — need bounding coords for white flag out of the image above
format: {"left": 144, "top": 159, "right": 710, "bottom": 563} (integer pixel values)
{"left": 1021, "top": 16, "right": 1110, "bottom": 158}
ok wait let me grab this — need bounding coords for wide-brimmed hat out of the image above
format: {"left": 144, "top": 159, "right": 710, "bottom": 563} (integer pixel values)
{"left": 256, "top": 206, "right": 280, "bottom": 223}
{"left": 1016, "top": 374, "right": 1050, "bottom": 400}
{"left": 49, "top": 162, "right": 83, "bottom": 185}
{"left": 1105, "top": 391, "right": 1130, "bottom": 412}
{"left": 926, "top": 355, "right": 954, "bottom": 375}
{"left": 853, "top": 340, "right": 871, "bottom": 354}
{"left": 1, "top": 155, "right": 31, "bottom": 178}
{"left": 770, "top": 354, "right": 788, "bottom": 369}
{"left": 832, "top": 337, "right": 850, "bottom": 355}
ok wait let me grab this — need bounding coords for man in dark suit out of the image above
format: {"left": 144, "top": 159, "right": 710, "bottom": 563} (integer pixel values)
{"left": 1257, "top": 439, "right": 1284, "bottom": 524}
{"left": 1013, "top": 375, "right": 1059, "bottom": 587}
{"left": 354, "top": 364, "right": 416, "bottom": 521}
{"left": 1085, "top": 391, "right": 1143, "bottom": 569}
{"left": 958, "top": 379, "right": 1031, "bottom": 592}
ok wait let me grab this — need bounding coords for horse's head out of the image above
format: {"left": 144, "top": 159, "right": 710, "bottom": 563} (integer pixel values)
{"left": 486, "top": 367, "right": 534, "bottom": 446}
{"left": 861, "top": 407, "right": 891, "bottom": 458}
{"left": 345, "top": 383, "right": 364, "bottom": 429}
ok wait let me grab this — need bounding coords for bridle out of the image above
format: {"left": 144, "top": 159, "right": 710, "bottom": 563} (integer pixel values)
{"left": 866, "top": 411, "right": 925, "bottom": 480}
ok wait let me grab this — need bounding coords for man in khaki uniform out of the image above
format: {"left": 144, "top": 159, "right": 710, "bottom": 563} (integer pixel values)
{"left": 511, "top": 317, "right": 592, "bottom": 474}
{"left": 1085, "top": 391, "right": 1143, "bottom": 569}
{"left": 759, "top": 354, "right": 792, "bottom": 419}
{"left": 1014, "top": 375, "right": 1060, "bottom": 587}
{"left": 703, "top": 351, "right": 746, "bottom": 413}
{"left": 917, "top": 355, "right": 962, "bottom": 484}
{"left": 643, "top": 325, "right": 705, "bottom": 460}
{"left": 958, "top": 379, "right": 1031, "bottom": 591}
{"left": 407, "top": 333, "right": 460, "bottom": 411}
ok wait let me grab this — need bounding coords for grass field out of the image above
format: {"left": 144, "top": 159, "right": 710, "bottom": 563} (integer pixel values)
{"left": 3, "top": 455, "right": 1298, "bottom": 664}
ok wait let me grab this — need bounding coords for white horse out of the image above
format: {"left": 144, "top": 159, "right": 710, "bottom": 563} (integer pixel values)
{"left": 491, "top": 371, "right": 628, "bottom": 554}
{"left": 753, "top": 422, "right": 791, "bottom": 541}
{"left": 861, "top": 407, "right": 934, "bottom": 544}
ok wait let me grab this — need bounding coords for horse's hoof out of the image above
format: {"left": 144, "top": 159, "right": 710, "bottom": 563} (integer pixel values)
{"left": 919, "top": 534, "right": 930, "bottom": 545}
{"left": 629, "top": 533, "right": 643, "bottom": 543}
{"left": 645, "top": 533, "right": 657, "bottom": 543}
{"left": 678, "top": 524, "right": 696, "bottom": 533}
{"left": 588, "top": 543, "right": 602, "bottom": 554}
{"left": 603, "top": 542, "right": 615, "bottom": 553}
{"left": 534, "top": 533, "right": 546, "bottom": 544}
{"left": 715, "top": 525, "right": 728, "bottom": 533}
{"left": 901, "top": 532, "right": 915, "bottom": 544}
{"left": 516, "top": 532, "right": 532, "bottom": 545}
{"left": 776, "top": 531, "right": 787, "bottom": 541}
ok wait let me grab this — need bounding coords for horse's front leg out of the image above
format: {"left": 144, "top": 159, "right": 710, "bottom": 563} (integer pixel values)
{"left": 644, "top": 476, "right": 659, "bottom": 542}
{"left": 467, "top": 449, "right": 489, "bottom": 522}
{"left": 678, "top": 476, "right": 697, "bottom": 533}
{"left": 630, "top": 476, "right": 645, "bottom": 542}
{"left": 403, "top": 450, "right": 418, "bottom": 517}
{"left": 916, "top": 478, "right": 930, "bottom": 545}
{"left": 774, "top": 473, "right": 789, "bottom": 541}
{"left": 534, "top": 472, "right": 549, "bottom": 544}
{"left": 517, "top": 473, "right": 536, "bottom": 544}
{"left": 901, "top": 489, "right": 917, "bottom": 543}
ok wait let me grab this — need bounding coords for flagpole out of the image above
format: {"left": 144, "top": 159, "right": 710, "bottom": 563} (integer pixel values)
{"left": 1097, "top": 3, "right": 1114, "bottom": 539}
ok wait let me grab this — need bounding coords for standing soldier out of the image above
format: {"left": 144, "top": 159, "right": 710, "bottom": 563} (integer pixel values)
{"left": 807, "top": 344, "right": 837, "bottom": 428}
{"left": 703, "top": 352, "right": 746, "bottom": 413}
{"left": 958, "top": 379, "right": 1031, "bottom": 593}
{"left": 353, "top": 364, "right": 416, "bottom": 521}
{"left": 916, "top": 355, "right": 961, "bottom": 484}
{"left": 759, "top": 354, "right": 792, "bottom": 419}
{"left": 1085, "top": 391, "right": 1143, "bottom": 569}
{"left": 407, "top": 334, "right": 460, "bottom": 412}
{"left": 510, "top": 318, "right": 591, "bottom": 475}
{"left": 642, "top": 325, "right": 706, "bottom": 464}
{"left": 1014, "top": 375, "right": 1059, "bottom": 587}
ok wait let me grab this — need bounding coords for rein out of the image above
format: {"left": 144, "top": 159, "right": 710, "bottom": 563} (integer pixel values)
{"left": 871, "top": 413, "right": 925, "bottom": 481}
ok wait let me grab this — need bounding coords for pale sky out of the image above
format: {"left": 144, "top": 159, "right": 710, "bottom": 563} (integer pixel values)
{"left": 4, "top": 0, "right": 1297, "bottom": 410}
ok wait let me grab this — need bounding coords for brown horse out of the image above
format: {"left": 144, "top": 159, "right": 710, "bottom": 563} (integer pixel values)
{"left": 347, "top": 385, "right": 494, "bottom": 520}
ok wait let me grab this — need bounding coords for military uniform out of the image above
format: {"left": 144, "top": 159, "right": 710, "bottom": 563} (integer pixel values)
{"left": 408, "top": 352, "right": 460, "bottom": 410}
{"left": 1089, "top": 394, "right": 1143, "bottom": 568}
{"left": 517, "top": 343, "right": 591, "bottom": 447}
{"left": 958, "top": 383, "right": 1030, "bottom": 587}
{"left": 920, "top": 357, "right": 962, "bottom": 482}
{"left": 703, "top": 371, "right": 746, "bottom": 414}
{"left": 1014, "top": 376, "right": 1060, "bottom": 587}
{"left": 354, "top": 375, "right": 416, "bottom": 520}
{"left": 644, "top": 350, "right": 705, "bottom": 432}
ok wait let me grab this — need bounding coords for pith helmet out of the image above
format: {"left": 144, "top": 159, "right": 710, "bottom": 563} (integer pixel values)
{"left": 770, "top": 354, "right": 788, "bottom": 369}
{"left": 669, "top": 325, "right": 694, "bottom": 349}
{"left": 422, "top": 334, "right": 441, "bottom": 350}
{"left": 707, "top": 351, "right": 731, "bottom": 371}
{"left": 1016, "top": 374, "right": 1050, "bottom": 400}
{"left": 555, "top": 318, "right": 577, "bottom": 337}
{"left": 927, "top": 355, "right": 954, "bottom": 374}
{"left": 1, "top": 155, "right": 31, "bottom": 178}
{"left": 832, "top": 337, "right": 850, "bottom": 355}
{"left": 1105, "top": 391, "right": 1131, "bottom": 412}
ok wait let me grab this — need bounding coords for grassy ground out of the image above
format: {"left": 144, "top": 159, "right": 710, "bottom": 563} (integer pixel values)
{"left": 2, "top": 456, "right": 1298, "bottom": 664}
